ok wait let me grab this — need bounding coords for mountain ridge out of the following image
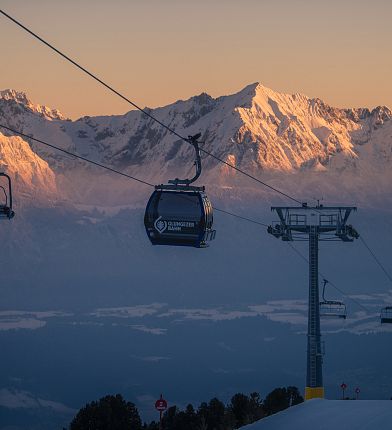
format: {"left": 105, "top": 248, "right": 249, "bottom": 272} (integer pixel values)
{"left": 0, "top": 82, "right": 391, "bottom": 205}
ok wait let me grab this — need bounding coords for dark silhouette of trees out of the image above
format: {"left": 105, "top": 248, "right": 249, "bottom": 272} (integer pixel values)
{"left": 184, "top": 404, "right": 198, "bottom": 430}
{"left": 287, "top": 386, "right": 304, "bottom": 406}
{"left": 70, "top": 394, "right": 142, "bottom": 430}
{"left": 207, "top": 397, "right": 226, "bottom": 430}
{"left": 249, "top": 392, "right": 265, "bottom": 421}
{"left": 69, "top": 386, "right": 303, "bottom": 430}
{"left": 229, "top": 393, "right": 252, "bottom": 427}
{"left": 263, "top": 386, "right": 303, "bottom": 416}
{"left": 228, "top": 392, "right": 265, "bottom": 428}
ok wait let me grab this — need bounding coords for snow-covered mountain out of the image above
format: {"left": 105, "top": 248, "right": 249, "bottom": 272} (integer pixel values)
{"left": 0, "top": 132, "right": 57, "bottom": 200}
{"left": 0, "top": 83, "right": 391, "bottom": 206}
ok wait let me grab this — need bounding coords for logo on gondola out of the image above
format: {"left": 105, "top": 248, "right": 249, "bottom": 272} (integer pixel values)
{"left": 154, "top": 216, "right": 168, "bottom": 234}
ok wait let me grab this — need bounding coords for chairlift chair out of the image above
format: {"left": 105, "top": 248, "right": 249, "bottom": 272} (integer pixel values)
{"left": 0, "top": 173, "right": 15, "bottom": 219}
{"left": 144, "top": 133, "right": 215, "bottom": 248}
{"left": 319, "top": 279, "right": 347, "bottom": 319}
{"left": 380, "top": 306, "right": 392, "bottom": 324}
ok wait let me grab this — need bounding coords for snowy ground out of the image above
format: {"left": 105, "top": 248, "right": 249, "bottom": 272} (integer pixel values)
{"left": 242, "top": 399, "right": 392, "bottom": 430}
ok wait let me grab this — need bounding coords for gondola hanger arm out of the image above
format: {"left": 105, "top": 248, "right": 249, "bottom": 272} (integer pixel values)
{"left": 168, "top": 133, "right": 202, "bottom": 186}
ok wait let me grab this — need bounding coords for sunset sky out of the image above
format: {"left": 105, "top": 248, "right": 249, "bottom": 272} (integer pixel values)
{"left": 1, "top": 0, "right": 391, "bottom": 119}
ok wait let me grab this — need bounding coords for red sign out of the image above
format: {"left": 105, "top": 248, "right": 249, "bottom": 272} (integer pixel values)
{"left": 341, "top": 383, "right": 347, "bottom": 390}
{"left": 155, "top": 395, "right": 168, "bottom": 412}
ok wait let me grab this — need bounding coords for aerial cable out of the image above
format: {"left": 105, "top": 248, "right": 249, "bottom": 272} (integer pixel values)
{"left": 359, "top": 235, "right": 392, "bottom": 285}
{"left": 197, "top": 150, "right": 302, "bottom": 204}
{"left": 287, "top": 242, "right": 373, "bottom": 314}
{"left": 0, "top": 10, "right": 185, "bottom": 144}
{"left": 322, "top": 278, "right": 371, "bottom": 315}
{"left": 0, "top": 9, "right": 302, "bottom": 205}
{"left": 211, "top": 207, "right": 268, "bottom": 227}
{"left": 0, "top": 124, "right": 154, "bottom": 187}
{"left": 0, "top": 124, "right": 268, "bottom": 228}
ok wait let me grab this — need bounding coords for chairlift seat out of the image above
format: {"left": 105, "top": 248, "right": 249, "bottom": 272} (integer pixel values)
{"left": 381, "top": 306, "right": 392, "bottom": 324}
{"left": 320, "top": 300, "right": 347, "bottom": 319}
{"left": 319, "top": 279, "right": 347, "bottom": 319}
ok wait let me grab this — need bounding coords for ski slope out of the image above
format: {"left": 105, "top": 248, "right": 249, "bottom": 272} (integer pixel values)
{"left": 242, "top": 399, "right": 392, "bottom": 430}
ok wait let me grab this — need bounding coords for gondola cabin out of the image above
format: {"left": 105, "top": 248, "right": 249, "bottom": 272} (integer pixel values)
{"left": 0, "top": 173, "right": 15, "bottom": 220}
{"left": 144, "top": 133, "right": 215, "bottom": 247}
{"left": 144, "top": 186, "right": 215, "bottom": 248}
{"left": 381, "top": 306, "right": 392, "bottom": 324}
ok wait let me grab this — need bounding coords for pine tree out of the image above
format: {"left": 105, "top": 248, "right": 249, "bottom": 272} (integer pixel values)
{"left": 207, "top": 397, "right": 226, "bottom": 429}
{"left": 229, "top": 393, "right": 252, "bottom": 428}
{"left": 263, "top": 386, "right": 303, "bottom": 416}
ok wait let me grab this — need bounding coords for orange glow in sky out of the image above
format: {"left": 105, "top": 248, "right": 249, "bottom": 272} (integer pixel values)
{"left": 1, "top": 0, "right": 391, "bottom": 119}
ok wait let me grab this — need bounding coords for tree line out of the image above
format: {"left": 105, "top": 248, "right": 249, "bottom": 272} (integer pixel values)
{"left": 68, "top": 386, "right": 303, "bottom": 430}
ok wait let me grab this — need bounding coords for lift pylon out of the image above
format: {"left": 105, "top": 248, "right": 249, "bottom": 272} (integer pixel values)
{"left": 268, "top": 204, "right": 359, "bottom": 400}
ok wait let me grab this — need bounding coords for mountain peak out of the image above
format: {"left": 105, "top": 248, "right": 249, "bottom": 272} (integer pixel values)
{"left": 0, "top": 89, "right": 66, "bottom": 121}
{"left": 0, "top": 89, "right": 31, "bottom": 105}
{"left": 371, "top": 105, "right": 392, "bottom": 124}
{"left": 190, "top": 92, "right": 214, "bottom": 105}
{"left": 252, "top": 82, "right": 309, "bottom": 101}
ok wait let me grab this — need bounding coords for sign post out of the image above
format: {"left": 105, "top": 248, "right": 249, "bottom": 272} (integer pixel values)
{"left": 355, "top": 387, "right": 360, "bottom": 400}
{"left": 340, "top": 382, "right": 347, "bottom": 399}
{"left": 155, "top": 394, "right": 168, "bottom": 430}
